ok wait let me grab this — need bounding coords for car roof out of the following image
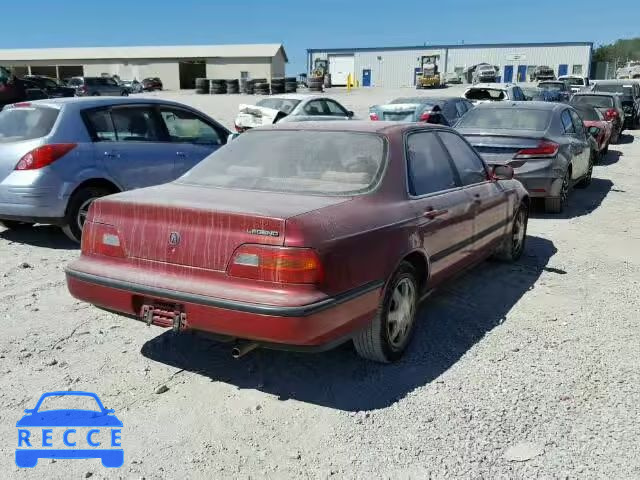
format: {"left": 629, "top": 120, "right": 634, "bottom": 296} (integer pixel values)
{"left": 473, "top": 101, "right": 565, "bottom": 111}
{"left": 26, "top": 96, "right": 199, "bottom": 110}
{"left": 257, "top": 120, "right": 434, "bottom": 134}
{"left": 572, "top": 91, "right": 619, "bottom": 97}
{"left": 268, "top": 94, "right": 326, "bottom": 101}
{"left": 467, "top": 83, "right": 514, "bottom": 90}
{"left": 593, "top": 79, "right": 638, "bottom": 85}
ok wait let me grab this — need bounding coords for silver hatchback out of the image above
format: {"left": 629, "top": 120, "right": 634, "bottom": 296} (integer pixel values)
{"left": 0, "top": 97, "right": 230, "bottom": 241}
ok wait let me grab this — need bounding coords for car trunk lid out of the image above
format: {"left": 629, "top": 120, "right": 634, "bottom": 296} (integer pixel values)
{"left": 235, "top": 104, "right": 284, "bottom": 129}
{"left": 88, "top": 183, "right": 352, "bottom": 271}
{"left": 460, "top": 131, "right": 546, "bottom": 165}
{"left": 378, "top": 103, "right": 420, "bottom": 122}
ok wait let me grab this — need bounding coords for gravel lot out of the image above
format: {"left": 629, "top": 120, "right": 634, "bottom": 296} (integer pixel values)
{"left": 1, "top": 87, "right": 639, "bottom": 479}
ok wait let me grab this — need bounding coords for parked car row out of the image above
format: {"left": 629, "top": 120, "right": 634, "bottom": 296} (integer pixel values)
{"left": 0, "top": 83, "right": 636, "bottom": 364}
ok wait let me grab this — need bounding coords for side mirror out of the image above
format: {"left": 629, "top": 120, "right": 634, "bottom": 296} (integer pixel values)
{"left": 228, "top": 132, "right": 240, "bottom": 141}
{"left": 347, "top": 110, "right": 354, "bottom": 118}
{"left": 492, "top": 164, "right": 514, "bottom": 180}
{"left": 104, "top": 409, "right": 115, "bottom": 414}
{"left": 24, "top": 409, "right": 35, "bottom": 414}
{"left": 588, "top": 126, "right": 600, "bottom": 137}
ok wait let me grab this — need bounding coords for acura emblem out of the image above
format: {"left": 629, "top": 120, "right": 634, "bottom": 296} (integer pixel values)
{"left": 168, "top": 232, "right": 181, "bottom": 246}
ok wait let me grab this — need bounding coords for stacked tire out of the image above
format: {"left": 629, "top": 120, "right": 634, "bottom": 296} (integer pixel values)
{"left": 271, "top": 77, "right": 285, "bottom": 95}
{"left": 245, "top": 80, "right": 255, "bottom": 95}
{"left": 226, "top": 79, "right": 239, "bottom": 94}
{"left": 210, "top": 79, "right": 226, "bottom": 94}
{"left": 195, "top": 78, "right": 209, "bottom": 94}
{"left": 253, "top": 79, "right": 270, "bottom": 95}
{"left": 284, "top": 77, "right": 297, "bottom": 93}
{"left": 308, "top": 76, "right": 323, "bottom": 92}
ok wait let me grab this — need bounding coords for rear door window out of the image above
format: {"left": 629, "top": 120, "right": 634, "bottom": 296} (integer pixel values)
{"left": 406, "top": 131, "right": 458, "bottom": 196}
{"left": 561, "top": 110, "right": 575, "bottom": 134}
{"left": 303, "top": 100, "right": 326, "bottom": 116}
{"left": 111, "top": 107, "right": 164, "bottom": 142}
{"left": 0, "top": 106, "right": 59, "bottom": 142}
{"left": 437, "top": 131, "right": 488, "bottom": 186}
{"left": 159, "top": 107, "right": 223, "bottom": 145}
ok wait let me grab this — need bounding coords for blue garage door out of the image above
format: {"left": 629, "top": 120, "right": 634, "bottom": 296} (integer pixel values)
{"left": 558, "top": 64, "right": 568, "bottom": 77}
{"left": 517, "top": 65, "right": 527, "bottom": 82}
{"left": 503, "top": 65, "right": 514, "bottom": 83}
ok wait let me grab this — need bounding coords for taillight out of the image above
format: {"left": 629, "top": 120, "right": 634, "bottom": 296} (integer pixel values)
{"left": 605, "top": 108, "right": 618, "bottom": 120}
{"left": 369, "top": 112, "right": 380, "bottom": 121}
{"left": 11, "top": 102, "right": 32, "bottom": 108}
{"left": 228, "top": 245, "right": 324, "bottom": 284}
{"left": 234, "top": 124, "right": 245, "bottom": 133}
{"left": 513, "top": 141, "right": 559, "bottom": 159}
{"left": 15, "top": 144, "right": 77, "bottom": 170}
{"left": 78, "top": 85, "right": 88, "bottom": 94}
{"left": 419, "top": 112, "right": 432, "bottom": 122}
{"left": 81, "top": 222, "right": 125, "bottom": 258}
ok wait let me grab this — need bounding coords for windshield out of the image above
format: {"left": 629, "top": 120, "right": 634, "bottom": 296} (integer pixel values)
{"left": 0, "top": 106, "right": 59, "bottom": 143}
{"left": 539, "top": 83, "right": 564, "bottom": 91}
{"left": 36, "top": 394, "right": 102, "bottom": 412}
{"left": 179, "top": 130, "right": 386, "bottom": 196}
{"left": 593, "top": 84, "right": 633, "bottom": 97}
{"left": 465, "top": 88, "right": 506, "bottom": 101}
{"left": 256, "top": 98, "right": 301, "bottom": 114}
{"left": 457, "top": 108, "right": 552, "bottom": 131}
{"left": 571, "top": 95, "right": 614, "bottom": 109}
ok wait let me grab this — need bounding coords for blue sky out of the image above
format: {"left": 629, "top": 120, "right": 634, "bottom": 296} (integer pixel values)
{"left": 2, "top": 0, "right": 638, "bottom": 73}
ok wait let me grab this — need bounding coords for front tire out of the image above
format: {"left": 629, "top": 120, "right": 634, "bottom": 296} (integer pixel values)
{"left": 353, "top": 262, "right": 419, "bottom": 363}
{"left": 576, "top": 154, "right": 594, "bottom": 189}
{"left": 61, "top": 186, "right": 112, "bottom": 243}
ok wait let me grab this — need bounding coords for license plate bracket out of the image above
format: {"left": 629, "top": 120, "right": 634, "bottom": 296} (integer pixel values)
{"left": 140, "top": 302, "right": 187, "bottom": 332}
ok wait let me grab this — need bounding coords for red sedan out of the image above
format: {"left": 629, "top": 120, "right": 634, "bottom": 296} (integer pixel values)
{"left": 65, "top": 122, "right": 530, "bottom": 363}
{"left": 573, "top": 104, "right": 613, "bottom": 160}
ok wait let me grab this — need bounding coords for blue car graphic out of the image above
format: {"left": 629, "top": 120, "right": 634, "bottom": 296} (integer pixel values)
{"left": 16, "top": 391, "right": 123, "bottom": 468}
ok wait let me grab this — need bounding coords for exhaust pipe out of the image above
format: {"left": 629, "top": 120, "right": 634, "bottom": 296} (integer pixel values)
{"left": 232, "top": 342, "right": 259, "bottom": 359}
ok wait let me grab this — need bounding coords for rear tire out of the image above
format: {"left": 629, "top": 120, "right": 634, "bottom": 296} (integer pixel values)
{"left": 61, "top": 186, "right": 113, "bottom": 243}
{"left": 493, "top": 205, "right": 528, "bottom": 262}
{"left": 353, "top": 262, "right": 419, "bottom": 363}
{"left": 545, "top": 169, "right": 571, "bottom": 213}
{"left": 0, "top": 220, "right": 33, "bottom": 230}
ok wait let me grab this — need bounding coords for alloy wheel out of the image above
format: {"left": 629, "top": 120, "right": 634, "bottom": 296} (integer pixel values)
{"left": 76, "top": 197, "right": 96, "bottom": 232}
{"left": 386, "top": 278, "right": 416, "bottom": 350}
{"left": 512, "top": 209, "right": 527, "bottom": 257}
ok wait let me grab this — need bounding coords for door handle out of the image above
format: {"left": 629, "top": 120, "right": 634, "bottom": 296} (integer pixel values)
{"left": 472, "top": 193, "right": 482, "bottom": 205}
{"left": 176, "top": 151, "right": 187, "bottom": 157}
{"left": 423, "top": 208, "right": 448, "bottom": 219}
{"left": 104, "top": 151, "right": 120, "bottom": 158}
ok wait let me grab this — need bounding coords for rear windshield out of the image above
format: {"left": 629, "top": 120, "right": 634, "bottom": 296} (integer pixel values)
{"left": 539, "top": 82, "right": 564, "bottom": 91}
{"left": 593, "top": 84, "right": 633, "bottom": 97}
{"left": 571, "top": 95, "right": 614, "bottom": 108}
{"left": 563, "top": 77, "right": 584, "bottom": 86}
{"left": 0, "top": 106, "right": 59, "bottom": 143}
{"left": 573, "top": 106, "right": 602, "bottom": 121}
{"left": 179, "top": 130, "right": 386, "bottom": 196}
{"left": 457, "top": 108, "right": 551, "bottom": 131}
{"left": 465, "top": 88, "right": 506, "bottom": 101}
{"left": 390, "top": 98, "right": 434, "bottom": 105}
{"left": 255, "top": 98, "right": 301, "bottom": 115}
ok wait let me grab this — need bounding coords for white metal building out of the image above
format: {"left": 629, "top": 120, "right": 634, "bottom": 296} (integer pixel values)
{"left": 0, "top": 44, "right": 288, "bottom": 90}
{"left": 308, "top": 42, "right": 593, "bottom": 87}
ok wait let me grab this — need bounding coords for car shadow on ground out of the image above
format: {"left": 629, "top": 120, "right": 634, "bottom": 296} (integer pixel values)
{"left": 598, "top": 149, "right": 622, "bottom": 166}
{"left": 530, "top": 177, "right": 613, "bottom": 220}
{"left": 0, "top": 225, "right": 77, "bottom": 250}
{"left": 141, "top": 235, "right": 556, "bottom": 412}
{"left": 617, "top": 133, "right": 635, "bottom": 145}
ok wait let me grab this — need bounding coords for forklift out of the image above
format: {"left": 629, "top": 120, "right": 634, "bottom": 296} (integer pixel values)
{"left": 416, "top": 55, "right": 441, "bottom": 89}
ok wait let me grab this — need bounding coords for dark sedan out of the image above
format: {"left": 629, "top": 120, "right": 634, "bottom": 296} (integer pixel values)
{"left": 22, "top": 75, "right": 76, "bottom": 98}
{"left": 456, "top": 102, "right": 595, "bottom": 213}
{"left": 369, "top": 96, "right": 474, "bottom": 126}
{"left": 66, "top": 122, "right": 529, "bottom": 363}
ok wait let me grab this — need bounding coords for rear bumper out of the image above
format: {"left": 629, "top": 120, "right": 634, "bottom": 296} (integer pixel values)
{"left": 0, "top": 182, "right": 67, "bottom": 222}
{"left": 65, "top": 268, "right": 382, "bottom": 348}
